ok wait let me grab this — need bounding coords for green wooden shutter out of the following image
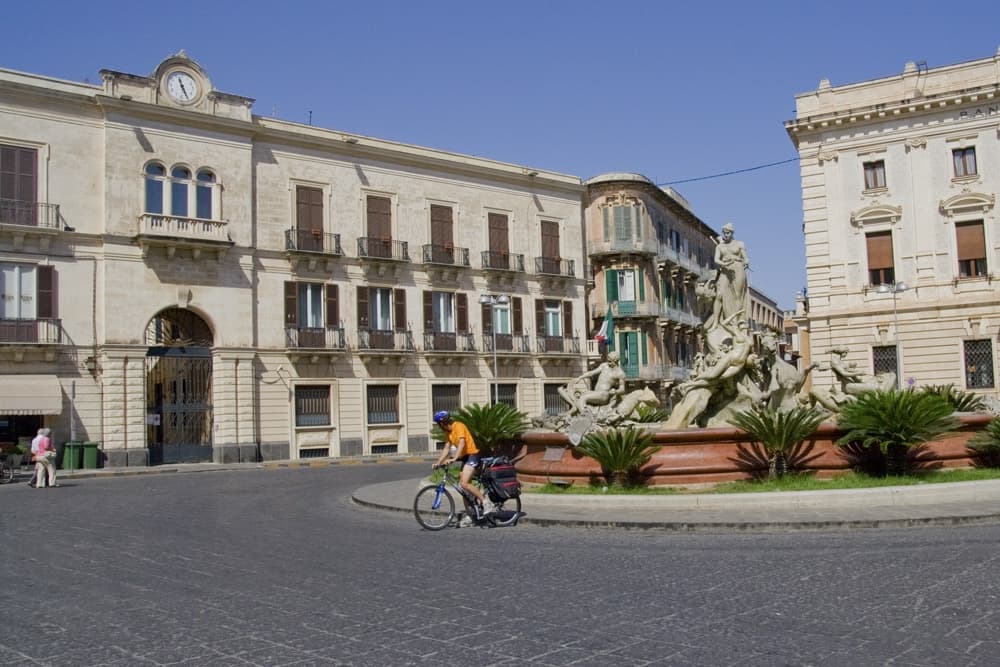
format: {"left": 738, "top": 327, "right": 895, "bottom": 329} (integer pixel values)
{"left": 602, "top": 207, "right": 609, "bottom": 241}
{"left": 637, "top": 267, "right": 645, "bottom": 301}
{"left": 605, "top": 269, "right": 618, "bottom": 303}
{"left": 641, "top": 333, "right": 648, "bottom": 365}
{"left": 634, "top": 206, "right": 642, "bottom": 240}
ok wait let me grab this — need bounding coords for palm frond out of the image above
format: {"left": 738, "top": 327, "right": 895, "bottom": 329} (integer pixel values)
{"left": 729, "top": 406, "right": 825, "bottom": 457}
{"left": 576, "top": 427, "right": 657, "bottom": 483}
{"left": 451, "top": 402, "right": 531, "bottom": 453}
{"left": 919, "top": 384, "right": 987, "bottom": 413}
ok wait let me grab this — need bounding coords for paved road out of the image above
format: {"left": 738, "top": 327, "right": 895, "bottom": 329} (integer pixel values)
{"left": 2, "top": 461, "right": 999, "bottom": 666}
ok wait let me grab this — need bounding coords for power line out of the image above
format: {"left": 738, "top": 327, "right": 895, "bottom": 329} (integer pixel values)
{"left": 658, "top": 157, "right": 800, "bottom": 186}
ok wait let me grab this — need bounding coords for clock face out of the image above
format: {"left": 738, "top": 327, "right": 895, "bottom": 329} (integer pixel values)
{"left": 165, "top": 71, "right": 199, "bottom": 104}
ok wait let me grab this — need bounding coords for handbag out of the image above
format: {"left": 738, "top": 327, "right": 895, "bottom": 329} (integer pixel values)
{"left": 44, "top": 450, "right": 57, "bottom": 461}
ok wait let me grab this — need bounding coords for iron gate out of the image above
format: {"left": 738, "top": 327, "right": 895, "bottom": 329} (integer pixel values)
{"left": 145, "top": 349, "right": 213, "bottom": 464}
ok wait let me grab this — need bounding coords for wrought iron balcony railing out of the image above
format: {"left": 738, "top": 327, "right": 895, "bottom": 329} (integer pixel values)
{"left": 534, "top": 256, "right": 575, "bottom": 277}
{"left": 422, "top": 244, "right": 470, "bottom": 267}
{"left": 0, "top": 200, "right": 60, "bottom": 229}
{"left": 422, "top": 331, "right": 476, "bottom": 352}
{"left": 0, "top": 318, "right": 62, "bottom": 344}
{"left": 357, "top": 328, "right": 414, "bottom": 352}
{"left": 481, "top": 251, "right": 525, "bottom": 272}
{"left": 138, "top": 213, "right": 230, "bottom": 242}
{"left": 536, "top": 335, "right": 580, "bottom": 354}
{"left": 285, "top": 229, "right": 343, "bottom": 255}
{"left": 358, "top": 237, "right": 410, "bottom": 262}
{"left": 481, "top": 333, "right": 531, "bottom": 353}
{"left": 592, "top": 300, "right": 661, "bottom": 318}
{"left": 285, "top": 325, "right": 347, "bottom": 350}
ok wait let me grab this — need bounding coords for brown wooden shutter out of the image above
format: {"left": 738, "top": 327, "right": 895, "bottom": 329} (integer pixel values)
{"left": 488, "top": 212, "right": 509, "bottom": 254}
{"left": 482, "top": 303, "right": 492, "bottom": 334}
{"left": 535, "top": 299, "right": 545, "bottom": 336}
{"left": 865, "top": 232, "right": 893, "bottom": 270}
{"left": 0, "top": 145, "right": 37, "bottom": 202}
{"left": 956, "top": 222, "right": 986, "bottom": 260}
{"left": 423, "top": 290, "right": 434, "bottom": 330}
{"left": 456, "top": 293, "right": 468, "bottom": 332}
{"left": 394, "top": 288, "right": 407, "bottom": 331}
{"left": 296, "top": 186, "right": 323, "bottom": 232}
{"left": 367, "top": 195, "right": 392, "bottom": 239}
{"left": 284, "top": 282, "right": 298, "bottom": 325}
{"left": 512, "top": 297, "right": 522, "bottom": 333}
{"left": 325, "top": 284, "right": 339, "bottom": 327}
{"left": 562, "top": 301, "right": 572, "bottom": 338}
{"left": 37, "top": 265, "right": 56, "bottom": 319}
{"left": 356, "top": 286, "right": 369, "bottom": 328}
{"left": 430, "top": 204, "right": 453, "bottom": 247}
{"left": 541, "top": 220, "right": 559, "bottom": 258}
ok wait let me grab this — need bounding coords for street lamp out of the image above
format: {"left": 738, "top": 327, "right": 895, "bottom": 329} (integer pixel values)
{"left": 479, "top": 293, "right": 510, "bottom": 404}
{"left": 876, "top": 281, "right": 907, "bottom": 385}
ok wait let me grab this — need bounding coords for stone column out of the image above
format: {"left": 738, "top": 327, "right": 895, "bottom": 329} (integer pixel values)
{"left": 102, "top": 346, "right": 149, "bottom": 467}
{"left": 212, "top": 350, "right": 259, "bottom": 463}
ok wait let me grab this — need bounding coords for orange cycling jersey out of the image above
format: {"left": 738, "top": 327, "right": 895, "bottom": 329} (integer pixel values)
{"left": 447, "top": 421, "right": 479, "bottom": 456}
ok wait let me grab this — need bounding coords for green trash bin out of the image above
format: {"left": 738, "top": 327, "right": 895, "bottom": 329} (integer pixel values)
{"left": 61, "top": 442, "right": 83, "bottom": 470}
{"left": 82, "top": 442, "right": 100, "bottom": 469}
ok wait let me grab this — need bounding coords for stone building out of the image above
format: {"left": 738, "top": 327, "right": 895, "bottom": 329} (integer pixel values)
{"left": 583, "top": 173, "right": 718, "bottom": 393}
{"left": 0, "top": 53, "right": 587, "bottom": 464}
{"left": 786, "top": 47, "right": 1000, "bottom": 396}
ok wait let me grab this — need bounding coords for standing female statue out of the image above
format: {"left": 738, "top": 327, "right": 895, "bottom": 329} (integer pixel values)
{"left": 706, "top": 223, "right": 749, "bottom": 331}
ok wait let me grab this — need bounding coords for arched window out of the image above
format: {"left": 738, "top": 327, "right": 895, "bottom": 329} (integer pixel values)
{"left": 196, "top": 169, "right": 215, "bottom": 219}
{"left": 171, "top": 166, "right": 191, "bottom": 217}
{"left": 144, "top": 163, "right": 166, "bottom": 214}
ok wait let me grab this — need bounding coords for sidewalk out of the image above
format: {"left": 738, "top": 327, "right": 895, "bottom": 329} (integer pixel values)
{"left": 353, "top": 477, "right": 1000, "bottom": 531}
{"left": 50, "top": 457, "right": 1000, "bottom": 531}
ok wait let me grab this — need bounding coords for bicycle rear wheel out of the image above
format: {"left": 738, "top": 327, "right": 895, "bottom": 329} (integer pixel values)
{"left": 489, "top": 495, "right": 522, "bottom": 527}
{"left": 414, "top": 485, "right": 456, "bottom": 530}
{"left": 0, "top": 461, "right": 13, "bottom": 484}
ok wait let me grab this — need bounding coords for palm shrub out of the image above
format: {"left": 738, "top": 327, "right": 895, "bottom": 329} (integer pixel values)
{"left": 919, "top": 384, "right": 987, "bottom": 413}
{"left": 576, "top": 426, "right": 658, "bottom": 487}
{"left": 836, "top": 389, "right": 958, "bottom": 476}
{"left": 728, "top": 405, "right": 826, "bottom": 479}
{"left": 448, "top": 402, "right": 531, "bottom": 454}
{"left": 633, "top": 403, "right": 671, "bottom": 423}
{"left": 967, "top": 416, "right": 1000, "bottom": 467}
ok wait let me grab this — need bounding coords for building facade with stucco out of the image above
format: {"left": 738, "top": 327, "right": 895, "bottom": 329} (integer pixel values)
{"left": 786, "top": 48, "right": 1000, "bottom": 398}
{"left": 0, "top": 53, "right": 587, "bottom": 465}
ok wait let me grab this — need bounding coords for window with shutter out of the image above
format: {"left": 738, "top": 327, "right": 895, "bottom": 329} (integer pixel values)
{"left": 562, "top": 301, "right": 572, "bottom": 339}
{"left": 865, "top": 232, "right": 895, "bottom": 286}
{"left": 37, "top": 265, "right": 56, "bottom": 319}
{"left": 456, "top": 293, "right": 468, "bottom": 333}
{"left": 863, "top": 160, "right": 886, "bottom": 190}
{"left": 394, "top": 288, "right": 407, "bottom": 332}
{"left": 512, "top": 297, "right": 522, "bottom": 333}
{"left": 325, "top": 284, "right": 339, "bottom": 327}
{"left": 284, "top": 282, "right": 298, "bottom": 325}
{"left": 956, "top": 221, "right": 987, "bottom": 278}
{"left": 1, "top": 145, "right": 38, "bottom": 226}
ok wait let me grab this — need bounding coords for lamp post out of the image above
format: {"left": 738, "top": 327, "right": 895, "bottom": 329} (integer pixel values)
{"left": 479, "top": 293, "right": 510, "bottom": 404}
{"left": 876, "top": 281, "right": 907, "bottom": 385}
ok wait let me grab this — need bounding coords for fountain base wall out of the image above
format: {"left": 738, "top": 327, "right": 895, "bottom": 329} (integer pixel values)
{"left": 516, "top": 414, "right": 993, "bottom": 486}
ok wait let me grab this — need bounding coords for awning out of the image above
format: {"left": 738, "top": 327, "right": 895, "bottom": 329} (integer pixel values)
{"left": 0, "top": 375, "right": 63, "bottom": 415}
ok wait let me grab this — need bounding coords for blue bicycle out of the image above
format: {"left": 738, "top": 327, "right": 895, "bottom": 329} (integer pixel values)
{"left": 413, "top": 458, "right": 522, "bottom": 530}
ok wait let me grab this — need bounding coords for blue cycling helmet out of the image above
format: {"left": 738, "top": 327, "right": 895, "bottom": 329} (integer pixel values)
{"left": 432, "top": 410, "right": 452, "bottom": 424}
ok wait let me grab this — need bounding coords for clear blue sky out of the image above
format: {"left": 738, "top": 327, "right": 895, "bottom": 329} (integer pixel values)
{"left": 3, "top": 1, "right": 999, "bottom": 310}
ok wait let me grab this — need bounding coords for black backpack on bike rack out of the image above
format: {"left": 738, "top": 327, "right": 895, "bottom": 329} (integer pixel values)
{"left": 482, "top": 458, "right": 521, "bottom": 501}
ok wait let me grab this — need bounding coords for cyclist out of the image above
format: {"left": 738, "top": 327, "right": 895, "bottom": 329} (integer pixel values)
{"left": 431, "top": 410, "right": 495, "bottom": 523}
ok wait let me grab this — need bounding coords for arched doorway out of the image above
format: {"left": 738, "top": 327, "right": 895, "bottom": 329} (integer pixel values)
{"left": 145, "top": 308, "right": 214, "bottom": 464}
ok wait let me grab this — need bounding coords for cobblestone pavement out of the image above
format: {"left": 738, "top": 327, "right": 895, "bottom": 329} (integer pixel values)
{"left": 2, "top": 461, "right": 1000, "bottom": 666}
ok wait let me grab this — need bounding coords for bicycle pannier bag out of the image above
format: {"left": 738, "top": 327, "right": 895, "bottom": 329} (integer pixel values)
{"left": 483, "top": 460, "right": 521, "bottom": 500}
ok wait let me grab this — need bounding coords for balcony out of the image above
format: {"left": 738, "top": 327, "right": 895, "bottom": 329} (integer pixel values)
{"left": 622, "top": 363, "right": 671, "bottom": 381}
{"left": 285, "top": 229, "right": 343, "bottom": 271}
{"left": 423, "top": 332, "right": 476, "bottom": 360}
{"left": 657, "top": 244, "right": 714, "bottom": 282}
{"left": 357, "top": 328, "right": 414, "bottom": 361}
{"left": 0, "top": 200, "right": 62, "bottom": 251}
{"left": 661, "top": 307, "right": 702, "bottom": 329}
{"left": 285, "top": 325, "right": 347, "bottom": 361}
{"left": 0, "top": 318, "right": 63, "bottom": 361}
{"left": 137, "top": 213, "right": 233, "bottom": 260}
{"left": 535, "top": 256, "right": 575, "bottom": 277}
{"left": 358, "top": 237, "right": 410, "bottom": 278}
{"left": 590, "top": 235, "right": 658, "bottom": 258}
{"left": 423, "top": 244, "right": 470, "bottom": 282}
{"left": 481, "top": 333, "right": 531, "bottom": 356}
{"left": 537, "top": 335, "right": 580, "bottom": 354}
{"left": 593, "top": 300, "right": 660, "bottom": 319}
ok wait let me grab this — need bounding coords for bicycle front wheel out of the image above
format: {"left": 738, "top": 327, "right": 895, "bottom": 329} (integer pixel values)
{"left": 0, "top": 462, "right": 13, "bottom": 484}
{"left": 414, "top": 485, "right": 456, "bottom": 530}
